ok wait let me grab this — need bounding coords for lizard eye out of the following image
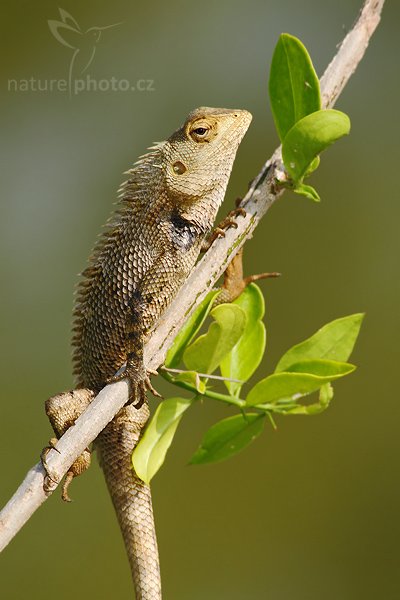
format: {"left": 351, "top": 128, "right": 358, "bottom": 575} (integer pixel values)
{"left": 189, "top": 124, "right": 211, "bottom": 142}
{"left": 193, "top": 127, "right": 207, "bottom": 135}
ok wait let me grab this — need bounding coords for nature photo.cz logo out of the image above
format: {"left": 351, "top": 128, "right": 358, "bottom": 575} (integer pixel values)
{"left": 7, "top": 8, "right": 155, "bottom": 96}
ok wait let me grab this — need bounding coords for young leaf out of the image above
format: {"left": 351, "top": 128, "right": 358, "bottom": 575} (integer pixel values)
{"left": 269, "top": 33, "right": 321, "bottom": 142}
{"left": 292, "top": 182, "right": 320, "bottom": 202}
{"left": 284, "top": 382, "right": 334, "bottom": 415}
{"left": 304, "top": 155, "right": 320, "bottom": 176}
{"left": 132, "top": 397, "right": 194, "bottom": 484}
{"left": 282, "top": 109, "right": 351, "bottom": 182}
{"left": 172, "top": 370, "right": 206, "bottom": 394}
{"left": 165, "top": 290, "right": 220, "bottom": 368}
{"left": 275, "top": 313, "right": 364, "bottom": 372}
{"left": 319, "top": 382, "right": 334, "bottom": 407}
{"left": 246, "top": 362, "right": 355, "bottom": 406}
{"left": 183, "top": 304, "right": 246, "bottom": 375}
{"left": 285, "top": 402, "right": 327, "bottom": 415}
{"left": 190, "top": 413, "right": 266, "bottom": 465}
{"left": 220, "top": 284, "right": 266, "bottom": 396}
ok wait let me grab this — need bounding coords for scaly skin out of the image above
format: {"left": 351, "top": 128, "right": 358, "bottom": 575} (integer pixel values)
{"left": 96, "top": 403, "right": 160, "bottom": 600}
{"left": 45, "top": 107, "right": 252, "bottom": 598}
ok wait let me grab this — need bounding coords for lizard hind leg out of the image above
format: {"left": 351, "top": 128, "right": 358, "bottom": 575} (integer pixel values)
{"left": 43, "top": 388, "right": 94, "bottom": 501}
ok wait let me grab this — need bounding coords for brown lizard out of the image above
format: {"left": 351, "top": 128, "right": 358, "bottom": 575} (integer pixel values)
{"left": 43, "top": 107, "right": 252, "bottom": 599}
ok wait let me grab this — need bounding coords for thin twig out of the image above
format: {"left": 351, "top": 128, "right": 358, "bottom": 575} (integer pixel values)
{"left": 161, "top": 366, "right": 243, "bottom": 384}
{"left": 0, "top": 0, "right": 384, "bottom": 553}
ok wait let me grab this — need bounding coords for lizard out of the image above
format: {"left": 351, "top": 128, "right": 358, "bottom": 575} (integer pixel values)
{"left": 43, "top": 106, "right": 252, "bottom": 599}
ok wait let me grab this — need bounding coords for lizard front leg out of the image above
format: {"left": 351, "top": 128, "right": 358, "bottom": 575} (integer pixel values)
{"left": 106, "top": 291, "right": 161, "bottom": 407}
{"left": 216, "top": 247, "right": 281, "bottom": 304}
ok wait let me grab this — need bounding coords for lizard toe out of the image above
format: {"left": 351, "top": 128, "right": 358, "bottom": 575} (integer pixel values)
{"left": 41, "top": 438, "right": 61, "bottom": 490}
{"left": 144, "top": 375, "right": 163, "bottom": 399}
{"left": 129, "top": 381, "right": 146, "bottom": 408}
{"left": 105, "top": 371, "right": 128, "bottom": 386}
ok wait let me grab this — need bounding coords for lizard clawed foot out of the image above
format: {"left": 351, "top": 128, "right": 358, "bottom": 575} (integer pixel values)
{"left": 106, "top": 366, "right": 162, "bottom": 408}
{"left": 219, "top": 206, "right": 247, "bottom": 230}
{"left": 202, "top": 206, "right": 247, "bottom": 252}
{"left": 41, "top": 438, "right": 91, "bottom": 500}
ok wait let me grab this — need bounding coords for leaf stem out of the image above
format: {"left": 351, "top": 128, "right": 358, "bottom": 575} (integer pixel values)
{"left": 161, "top": 370, "right": 246, "bottom": 408}
{"left": 161, "top": 370, "right": 299, "bottom": 414}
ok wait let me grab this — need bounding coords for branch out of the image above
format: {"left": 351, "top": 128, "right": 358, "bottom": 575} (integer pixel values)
{"left": 0, "top": 0, "right": 384, "bottom": 553}
{"left": 145, "top": 0, "right": 385, "bottom": 368}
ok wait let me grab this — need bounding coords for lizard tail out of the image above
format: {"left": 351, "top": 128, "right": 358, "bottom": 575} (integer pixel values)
{"left": 95, "top": 402, "right": 161, "bottom": 599}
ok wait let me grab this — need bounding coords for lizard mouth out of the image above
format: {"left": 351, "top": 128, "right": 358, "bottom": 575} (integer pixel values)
{"left": 208, "top": 109, "right": 252, "bottom": 159}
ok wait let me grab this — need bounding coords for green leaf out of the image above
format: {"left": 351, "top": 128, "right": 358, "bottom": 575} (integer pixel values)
{"left": 269, "top": 33, "right": 321, "bottom": 142}
{"left": 282, "top": 109, "right": 351, "bottom": 182}
{"left": 132, "top": 397, "right": 193, "bottom": 484}
{"left": 220, "top": 284, "right": 266, "bottom": 396}
{"left": 165, "top": 290, "right": 220, "bottom": 368}
{"left": 172, "top": 370, "right": 206, "bottom": 394}
{"left": 285, "top": 358, "right": 355, "bottom": 377}
{"left": 246, "top": 362, "right": 355, "bottom": 406}
{"left": 304, "top": 155, "right": 320, "bottom": 176}
{"left": 190, "top": 413, "right": 266, "bottom": 465}
{"left": 183, "top": 304, "right": 246, "bottom": 375}
{"left": 275, "top": 313, "right": 364, "bottom": 372}
{"left": 293, "top": 182, "right": 320, "bottom": 202}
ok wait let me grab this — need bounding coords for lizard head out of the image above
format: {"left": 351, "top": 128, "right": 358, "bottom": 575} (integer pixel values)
{"left": 164, "top": 107, "right": 252, "bottom": 206}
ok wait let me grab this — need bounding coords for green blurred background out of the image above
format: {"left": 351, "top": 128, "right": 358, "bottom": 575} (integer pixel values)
{"left": 0, "top": 1, "right": 398, "bottom": 598}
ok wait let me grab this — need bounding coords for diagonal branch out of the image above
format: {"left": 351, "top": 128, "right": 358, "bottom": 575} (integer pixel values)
{"left": 0, "top": 0, "right": 384, "bottom": 553}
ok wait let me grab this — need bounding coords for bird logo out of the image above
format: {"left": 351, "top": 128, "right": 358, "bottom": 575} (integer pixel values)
{"left": 48, "top": 8, "right": 121, "bottom": 95}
